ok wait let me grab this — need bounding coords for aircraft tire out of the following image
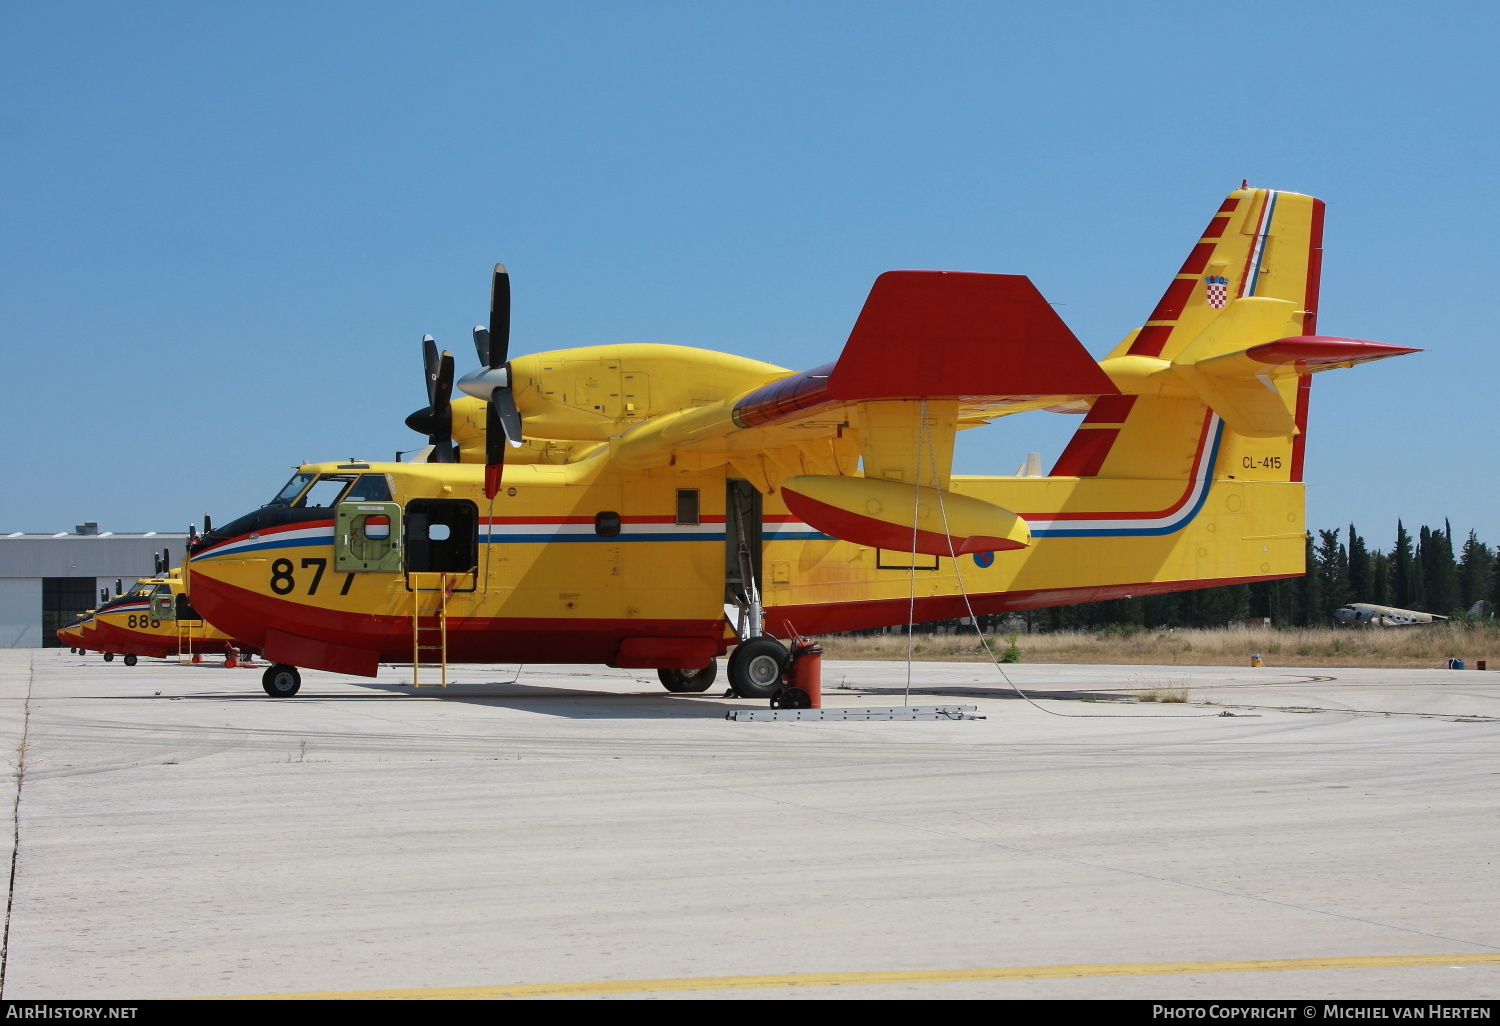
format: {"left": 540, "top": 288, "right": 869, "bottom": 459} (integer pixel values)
{"left": 123, "top": 654, "right": 138, "bottom": 667}
{"left": 103, "top": 652, "right": 114, "bottom": 662}
{"left": 658, "top": 660, "right": 718, "bottom": 693}
{"left": 262, "top": 664, "right": 301, "bottom": 698}
{"left": 727, "top": 637, "right": 789, "bottom": 699}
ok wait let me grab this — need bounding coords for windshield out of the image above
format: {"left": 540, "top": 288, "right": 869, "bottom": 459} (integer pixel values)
{"left": 270, "top": 472, "right": 315, "bottom": 506}
{"left": 128, "top": 581, "right": 155, "bottom": 597}
{"left": 267, "top": 472, "right": 391, "bottom": 509}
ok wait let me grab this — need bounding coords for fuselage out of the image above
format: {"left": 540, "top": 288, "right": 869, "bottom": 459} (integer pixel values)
{"left": 91, "top": 571, "right": 242, "bottom": 659}
{"left": 188, "top": 417, "right": 1303, "bottom": 679}
{"left": 1333, "top": 603, "right": 1445, "bottom": 627}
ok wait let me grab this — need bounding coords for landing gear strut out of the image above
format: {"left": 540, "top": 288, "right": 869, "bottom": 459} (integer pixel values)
{"left": 262, "top": 663, "right": 301, "bottom": 697}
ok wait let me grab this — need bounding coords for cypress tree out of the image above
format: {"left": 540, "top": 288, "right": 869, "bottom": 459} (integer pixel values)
{"left": 1413, "top": 526, "right": 1431, "bottom": 609}
{"left": 1457, "top": 531, "right": 1493, "bottom": 612}
{"left": 1420, "top": 522, "right": 1458, "bottom": 614}
{"left": 1298, "top": 533, "right": 1323, "bottom": 626}
{"left": 1316, "top": 528, "right": 1352, "bottom": 613}
{"left": 1348, "top": 524, "right": 1372, "bottom": 602}
{"left": 1393, "top": 521, "right": 1414, "bottom": 607}
{"left": 1371, "top": 550, "right": 1392, "bottom": 606}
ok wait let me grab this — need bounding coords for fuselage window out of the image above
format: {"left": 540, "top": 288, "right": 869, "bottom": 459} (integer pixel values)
{"left": 675, "top": 489, "right": 700, "bottom": 526}
{"left": 595, "top": 511, "right": 621, "bottom": 538}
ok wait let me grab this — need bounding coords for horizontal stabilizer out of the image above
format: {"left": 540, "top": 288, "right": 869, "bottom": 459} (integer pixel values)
{"left": 826, "top": 271, "right": 1118, "bottom": 400}
{"left": 1162, "top": 298, "right": 1417, "bottom": 438}
{"left": 782, "top": 474, "right": 1030, "bottom": 556}
{"left": 1198, "top": 335, "right": 1420, "bottom": 377}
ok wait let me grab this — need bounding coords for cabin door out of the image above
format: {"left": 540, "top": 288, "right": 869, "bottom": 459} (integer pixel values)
{"left": 404, "top": 499, "right": 479, "bottom": 590}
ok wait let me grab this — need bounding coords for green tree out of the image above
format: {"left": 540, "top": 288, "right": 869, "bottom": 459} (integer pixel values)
{"left": 1456, "top": 531, "right": 1493, "bottom": 612}
{"left": 1316, "top": 528, "right": 1352, "bottom": 613}
{"left": 1347, "top": 524, "right": 1372, "bottom": 602}
{"left": 1371, "top": 550, "right": 1392, "bottom": 606}
{"left": 1418, "top": 522, "right": 1458, "bottom": 614}
{"left": 1392, "top": 521, "right": 1414, "bottom": 607}
{"left": 1298, "top": 533, "right": 1323, "bottom": 626}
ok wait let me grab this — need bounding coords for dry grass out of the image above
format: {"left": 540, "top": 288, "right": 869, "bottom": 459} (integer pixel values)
{"left": 815, "top": 623, "right": 1500, "bottom": 669}
{"left": 1131, "top": 675, "right": 1191, "bottom": 702}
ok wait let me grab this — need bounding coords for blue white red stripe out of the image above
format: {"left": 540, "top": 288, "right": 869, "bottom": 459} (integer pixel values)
{"left": 193, "top": 521, "right": 336, "bottom": 559}
{"left": 196, "top": 435, "right": 1223, "bottom": 562}
{"left": 1240, "top": 190, "right": 1278, "bottom": 298}
{"left": 1023, "top": 415, "right": 1223, "bottom": 538}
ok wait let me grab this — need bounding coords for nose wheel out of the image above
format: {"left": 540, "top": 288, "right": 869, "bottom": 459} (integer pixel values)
{"left": 262, "top": 664, "right": 302, "bottom": 697}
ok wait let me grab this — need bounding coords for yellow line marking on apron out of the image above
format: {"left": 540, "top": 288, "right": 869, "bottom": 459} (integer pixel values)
{"left": 228, "top": 952, "right": 1500, "bottom": 999}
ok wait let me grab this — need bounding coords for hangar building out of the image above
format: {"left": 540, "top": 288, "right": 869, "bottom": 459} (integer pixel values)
{"left": 0, "top": 524, "right": 190, "bottom": 647}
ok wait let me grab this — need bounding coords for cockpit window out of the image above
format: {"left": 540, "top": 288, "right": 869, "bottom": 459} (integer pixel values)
{"left": 267, "top": 472, "right": 388, "bottom": 509}
{"left": 270, "top": 472, "right": 316, "bottom": 506}
{"left": 343, "top": 475, "right": 392, "bottom": 502}
{"left": 152, "top": 584, "right": 172, "bottom": 596}
{"left": 298, "top": 475, "right": 355, "bottom": 508}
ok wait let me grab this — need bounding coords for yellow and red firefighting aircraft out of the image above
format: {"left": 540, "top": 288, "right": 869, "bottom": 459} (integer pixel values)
{"left": 90, "top": 562, "right": 247, "bottom": 666}
{"left": 57, "top": 611, "right": 96, "bottom": 654}
{"left": 188, "top": 186, "right": 1416, "bottom": 699}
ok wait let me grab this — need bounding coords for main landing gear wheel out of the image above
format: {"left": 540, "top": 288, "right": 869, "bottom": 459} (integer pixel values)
{"left": 262, "top": 664, "right": 301, "bottom": 697}
{"left": 123, "top": 654, "right": 138, "bottom": 667}
{"left": 658, "top": 660, "right": 718, "bottom": 693}
{"left": 103, "top": 652, "right": 114, "bottom": 662}
{"left": 726, "top": 637, "right": 789, "bottom": 699}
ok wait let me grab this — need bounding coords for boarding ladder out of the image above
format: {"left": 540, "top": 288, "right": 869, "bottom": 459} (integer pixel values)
{"left": 409, "top": 572, "right": 456, "bottom": 687}
{"left": 176, "top": 619, "right": 205, "bottom": 663}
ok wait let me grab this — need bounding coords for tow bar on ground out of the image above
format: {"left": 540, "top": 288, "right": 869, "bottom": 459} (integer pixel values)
{"left": 727, "top": 705, "right": 983, "bottom": 721}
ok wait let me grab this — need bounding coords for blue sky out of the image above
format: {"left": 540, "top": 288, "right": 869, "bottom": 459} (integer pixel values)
{"left": 2, "top": 1, "right": 1495, "bottom": 553}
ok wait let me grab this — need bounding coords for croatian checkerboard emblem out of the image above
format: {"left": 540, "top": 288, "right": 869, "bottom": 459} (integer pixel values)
{"left": 1204, "top": 276, "right": 1229, "bottom": 309}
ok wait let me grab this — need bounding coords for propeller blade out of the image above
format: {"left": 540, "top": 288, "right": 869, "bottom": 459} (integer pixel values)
{"left": 488, "top": 264, "right": 510, "bottom": 368}
{"left": 484, "top": 399, "right": 505, "bottom": 499}
{"left": 493, "top": 382, "right": 523, "bottom": 448}
{"left": 406, "top": 340, "right": 458, "bottom": 462}
{"left": 421, "top": 334, "right": 439, "bottom": 405}
{"left": 432, "top": 350, "right": 455, "bottom": 408}
{"left": 203, "top": 513, "right": 212, "bottom": 533}
{"left": 473, "top": 326, "right": 490, "bottom": 367}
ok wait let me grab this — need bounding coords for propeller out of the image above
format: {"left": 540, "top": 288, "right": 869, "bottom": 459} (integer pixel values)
{"left": 403, "top": 334, "right": 458, "bottom": 462}
{"left": 457, "top": 263, "right": 523, "bottom": 498}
